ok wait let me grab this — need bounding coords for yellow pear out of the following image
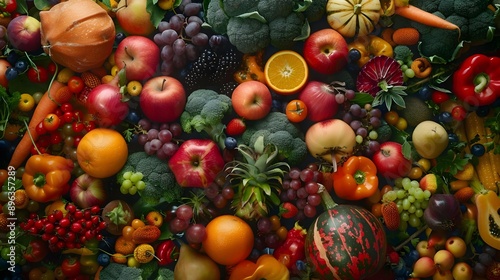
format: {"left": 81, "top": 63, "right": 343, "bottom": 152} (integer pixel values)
{"left": 412, "top": 121, "right": 449, "bottom": 159}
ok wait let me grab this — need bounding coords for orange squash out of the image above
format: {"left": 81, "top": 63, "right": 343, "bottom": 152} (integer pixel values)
{"left": 39, "top": 0, "right": 116, "bottom": 73}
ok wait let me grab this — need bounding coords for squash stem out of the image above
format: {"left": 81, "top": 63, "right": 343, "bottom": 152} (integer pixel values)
{"left": 394, "top": 224, "right": 428, "bottom": 252}
{"left": 318, "top": 183, "right": 338, "bottom": 210}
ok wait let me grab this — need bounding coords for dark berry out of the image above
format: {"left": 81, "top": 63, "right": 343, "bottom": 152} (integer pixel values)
{"left": 348, "top": 49, "right": 361, "bottom": 62}
{"left": 14, "top": 60, "right": 28, "bottom": 72}
{"left": 476, "top": 106, "right": 490, "bottom": 117}
{"left": 437, "top": 111, "right": 452, "bottom": 123}
{"left": 6, "top": 52, "right": 19, "bottom": 65}
{"left": 224, "top": 137, "right": 237, "bottom": 149}
{"left": 115, "top": 32, "right": 126, "bottom": 45}
{"left": 471, "top": 143, "right": 486, "bottom": 157}
{"left": 417, "top": 84, "right": 432, "bottom": 100}
{"left": 448, "top": 133, "right": 459, "bottom": 143}
{"left": 5, "top": 67, "right": 18, "bottom": 80}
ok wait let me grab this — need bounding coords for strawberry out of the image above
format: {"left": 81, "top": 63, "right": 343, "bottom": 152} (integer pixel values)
{"left": 280, "top": 202, "right": 298, "bottom": 219}
{"left": 381, "top": 201, "right": 400, "bottom": 231}
{"left": 80, "top": 71, "right": 102, "bottom": 89}
{"left": 453, "top": 187, "right": 475, "bottom": 203}
{"left": 226, "top": 118, "right": 246, "bottom": 136}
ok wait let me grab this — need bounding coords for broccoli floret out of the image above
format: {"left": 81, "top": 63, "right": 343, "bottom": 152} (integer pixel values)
{"left": 257, "top": 0, "right": 295, "bottom": 22}
{"left": 240, "top": 112, "right": 306, "bottom": 165}
{"left": 412, "top": 0, "right": 439, "bottom": 13}
{"left": 419, "top": 27, "right": 460, "bottom": 61}
{"left": 437, "top": 0, "right": 454, "bottom": 17}
{"left": 446, "top": 15, "right": 469, "bottom": 39}
{"left": 304, "top": 0, "right": 327, "bottom": 22}
{"left": 468, "top": 9, "right": 496, "bottom": 42}
{"left": 117, "top": 152, "right": 183, "bottom": 206}
{"left": 454, "top": 0, "right": 489, "bottom": 18}
{"left": 205, "top": 0, "right": 229, "bottom": 34}
{"left": 269, "top": 12, "right": 306, "bottom": 50}
{"left": 221, "top": 0, "right": 258, "bottom": 16}
{"left": 180, "top": 89, "right": 232, "bottom": 148}
{"left": 393, "top": 45, "right": 414, "bottom": 64}
{"left": 226, "top": 17, "right": 270, "bottom": 54}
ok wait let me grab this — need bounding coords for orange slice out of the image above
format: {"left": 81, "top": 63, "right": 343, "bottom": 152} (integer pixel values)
{"left": 264, "top": 50, "right": 309, "bottom": 95}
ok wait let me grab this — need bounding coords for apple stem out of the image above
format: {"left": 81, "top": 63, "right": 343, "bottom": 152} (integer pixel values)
{"left": 161, "top": 79, "right": 167, "bottom": 91}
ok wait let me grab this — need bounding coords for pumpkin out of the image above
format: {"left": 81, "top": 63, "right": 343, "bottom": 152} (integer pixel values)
{"left": 305, "top": 190, "right": 387, "bottom": 280}
{"left": 39, "top": 0, "right": 116, "bottom": 73}
{"left": 326, "top": 0, "right": 381, "bottom": 38}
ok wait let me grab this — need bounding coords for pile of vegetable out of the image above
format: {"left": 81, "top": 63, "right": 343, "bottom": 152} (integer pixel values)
{"left": 1, "top": 0, "right": 500, "bottom": 279}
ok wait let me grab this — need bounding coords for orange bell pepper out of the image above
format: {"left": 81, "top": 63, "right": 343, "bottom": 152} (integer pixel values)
{"left": 22, "top": 154, "right": 74, "bottom": 203}
{"left": 234, "top": 50, "right": 266, "bottom": 84}
{"left": 332, "top": 156, "right": 379, "bottom": 200}
{"left": 228, "top": 254, "right": 289, "bottom": 280}
{"left": 348, "top": 35, "right": 394, "bottom": 67}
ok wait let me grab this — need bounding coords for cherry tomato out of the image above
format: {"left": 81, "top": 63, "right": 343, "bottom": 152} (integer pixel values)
{"left": 67, "top": 76, "right": 85, "bottom": 94}
{"left": 384, "top": 111, "right": 399, "bottom": 126}
{"left": 131, "top": 219, "right": 145, "bottom": 229}
{"left": 0, "top": 169, "right": 7, "bottom": 186}
{"left": 35, "top": 121, "right": 47, "bottom": 135}
{"left": 122, "top": 225, "right": 135, "bottom": 241}
{"left": 47, "top": 62, "right": 57, "bottom": 75}
{"left": 431, "top": 91, "right": 450, "bottom": 104}
{"left": 61, "top": 257, "right": 81, "bottom": 278}
{"left": 285, "top": 99, "right": 308, "bottom": 123}
{"left": 85, "top": 121, "right": 96, "bottom": 132}
{"left": 43, "top": 114, "right": 61, "bottom": 131}
{"left": 50, "top": 132, "right": 63, "bottom": 145}
{"left": 60, "top": 103, "right": 73, "bottom": 113}
{"left": 72, "top": 122, "right": 85, "bottom": 133}
{"left": 62, "top": 111, "right": 75, "bottom": 123}
{"left": 451, "top": 105, "right": 467, "bottom": 121}
{"left": 0, "top": 0, "right": 17, "bottom": 13}
{"left": 23, "top": 239, "right": 49, "bottom": 263}
{"left": 18, "top": 93, "right": 36, "bottom": 112}
{"left": 27, "top": 66, "right": 49, "bottom": 83}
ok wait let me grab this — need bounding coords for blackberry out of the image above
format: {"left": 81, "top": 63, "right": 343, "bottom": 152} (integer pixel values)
{"left": 183, "top": 48, "right": 218, "bottom": 91}
{"left": 220, "top": 81, "right": 239, "bottom": 96}
{"left": 211, "top": 47, "right": 241, "bottom": 83}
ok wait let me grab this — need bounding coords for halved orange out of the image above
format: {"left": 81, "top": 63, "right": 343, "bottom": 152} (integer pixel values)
{"left": 264, "top": 50, "right": 309, "bottom": 95}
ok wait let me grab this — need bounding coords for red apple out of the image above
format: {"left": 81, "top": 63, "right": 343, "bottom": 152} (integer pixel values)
{"left": 231, "top": 81, "right": 272, "bottom": 121}
{"left": 116, "top": 0, "right": 155, "bottom": 36}
{"left": 70, "top": 173, "right": 107, "bottom": 209}
{"left": 372, "top": 141, "right": 412, "bottom": 180}
{"left": 303, "top": 28, "right": 348, "bottom": 75}
{"left": 0, "top": 59, "right": 11, "bottom": 87}
{"left": 168, "top": 139, "right": 225, "bottom": 188}
{"left": 6, "top": 15, "right": 41, "bottom": 52}
{"left": 114, "top": 36, "right": 160, "bottom": 82}
{"left": 140, "top": 76, "right": 186, "bottom": 123}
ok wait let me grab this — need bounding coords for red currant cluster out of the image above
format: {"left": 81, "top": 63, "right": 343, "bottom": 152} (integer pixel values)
{"left": 20, "top": 204, "right": 106, "bottom": 252}
{"left": 33, "top": 102, "right": 96, "bottom": 160}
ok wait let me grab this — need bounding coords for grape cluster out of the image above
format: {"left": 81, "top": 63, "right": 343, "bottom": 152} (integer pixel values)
{"left": 169, "top": 204, "right": 208, "bottom": 244}
{"left": 182, "top": 35, "right": 242, "bottom": 93}
{"left": 473, "top": 244, "right": 498, "bottom": 277}
{"left": 383, "top": 177, "right": 432, "bottom": 229}
{"left": 204, "top": 173, "right": 235, "bottom": 210}
{"left": 136, "top": 118, "right": 183, "bottom": 160}
{"left": 154, "top": 2, "right": 208, "bottom": 76}
{"left": 254, "top": 215, "right": 288, "bottom": 251}
{"left": 281, "top": 164, "right": 324, "bottom": 220}
{"left": 20, "top": 204, "right": 107, "bottom": 252}
{"left": 120, "top": 171, "right": 145, "bottom": 195}
{"left": 340, "top": 103, "right": 383, "bottom": 157}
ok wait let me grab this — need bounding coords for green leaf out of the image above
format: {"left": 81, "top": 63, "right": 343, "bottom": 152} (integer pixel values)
{"left": 260, "top": 183, "right": 271, "bottom": 196}
{"left": 294, "top": 19, "right": 310, "bottom": 41}
{"left": 33, "top": 0, "right": 53, "bottom": 11}
{"left": 268, "top": 192, "right": 281, "bottom": 206}
{"left": 294, "top": 0, "right": 313, "bottom": 12}
{"left": 241, "top": 187, "right": 253, "bottom": 204}
{"left": 236, "top": 11, "right": 267, "bottom": 23}
{"left": 146, "top": 0, "right": 168, "bottom": 27}
{"left": 351, "top": 92, "right": 374, "bottom": 106}
{"left": 402, "top": 141, "right": 412, "bottom": 160}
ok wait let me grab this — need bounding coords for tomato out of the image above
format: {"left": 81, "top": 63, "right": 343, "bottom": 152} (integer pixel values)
{"left": 431, "top": 90, "right": 450, "bottom": 104}
{"left": 47, "top": 62, "right": 57, "bottom": 75}
{"left": 451, "top": 105, "right": 467, "bottom": 121}
{"left": 18, "top": 93, "right": 36, "bottom": 112}
{"left": 285, "top": 99, "right": 308, "bottom": 123}
{"left": 60, "top": 103, "right": 73, "bottom": 113}
{"left": 72, "top": 122, "right": 85, "bottom": 133}
{"left": 43, "top": 114, "right": 61, "bottom": 131}
{"left": 67, "top": 76, "right": 84, "bottom": 94}
{"left": 32, "top": 92, "right": 44, "bottom": 104}
{"left": 131, "top": 218, "right": 145, "bottom": 229}
{"left": 61, "top": 257, "right": 81, "bottom": 278}
{"left": 79, "top": 254, "right": 99, "bottom": 275}
{"left": 23, "top": 239, "right": 49, "bottom": 263}
{"left": 27, "top": 66, "right": 49, "bottom": 83}
{"left": 384, "top": 111, "right": 399, "bottom": 126}
{"left": 36, "top": 121, "right": 47, "bottom": 135}
{"left": 0, "top": 169, "right": 7, "bottom": 186}
{"left": 122, "top": 225, "right": 135, "bottom": 241}
{"left": 0, "top": 0, "right": 17, "bottom": 13}
{"left": 29, "top": 266, "right": 55, "bottom": 280}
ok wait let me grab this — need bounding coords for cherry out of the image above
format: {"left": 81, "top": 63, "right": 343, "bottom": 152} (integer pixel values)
{"left": 66, "top": 204, "right": 77, "bottom": 214}
{"left": 70, "top": 222, "right": 83, "bottom": 233}
{"left": 59, "top": 218, "right": 71, "bottom": 228}
{"left": 90, "top": 206, "right": 101, "bottom": 214}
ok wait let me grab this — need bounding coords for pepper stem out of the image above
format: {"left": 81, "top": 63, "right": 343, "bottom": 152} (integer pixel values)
{"left": 318, "top": 183, "right": 338, "bottom": 210}
{"left": 473, "top": 73, "right": 490, "bottom": 93}
{"left": 33, "top": 173, "right": 46, "bottom": 187}
{"left": 354, "top": 170, "right": 366, "bottom": 184}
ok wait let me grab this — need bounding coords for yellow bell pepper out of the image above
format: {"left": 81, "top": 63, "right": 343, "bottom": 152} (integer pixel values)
{"left": 228, "top": 254, "right": 290, "bottom": 280}
{"left": 348, "top": 35, "right": 394, "bottom": 67}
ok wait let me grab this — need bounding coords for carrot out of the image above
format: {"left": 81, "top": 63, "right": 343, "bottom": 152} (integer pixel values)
{"left": 381, "top": 28, "right": 396, "bottom": 47}
{"left": 8, "top": 81, "right": 65, "bottom": 168}
{"left": 395, "top": 5, "right": 460, "bottom": 31}
{"left": 392, "top": 27, "right": 420, "bottom": 46}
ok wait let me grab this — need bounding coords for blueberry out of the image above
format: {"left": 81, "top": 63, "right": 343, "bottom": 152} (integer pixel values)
{"left": 448, "top": 133, "right": 459, "bottom": 143}
{"left": 97, "top": 253, "right": 110, "bottom": 266}
{"left": 126, "top": 110, "right": 141, "bottom": 124}
{"left": 407, "top": 250, "right": 419, "bottom": 262}
{"left": 5, "top": 67, "right": 18, "bottom": 80}
{"left": 14, "top": 60, "right": 28, "bottom": 73}
{"left": 271, "top": 99, "right": 283, "bottom": 112}
{"left": 476, "top": 105, "right": 490, "bottom": 117}
{"left": 471, "top": 143, "right": 486, "bottom": 157}
{"left": 6, "top": 52, "right": 19, "bottom": 65}
{"left": 224, "top": 137, "right": 237, "bottom": 149}
{"left": 348, "top": 48, "right": 361, "bottom": 62}
{"left": 438, "top": 111, "right": 453, "bottom": 123}
{"left": 115, "top": 32, "right": 126, "bottom": 45}
{"left": 417, "top": 84, "right": 432, "bottom": 100}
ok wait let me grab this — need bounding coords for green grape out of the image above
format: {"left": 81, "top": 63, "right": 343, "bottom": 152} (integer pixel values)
{"left": 396, "top": 190, "right": 406, "bottom": 199}
{"left": 396, "top": 203, "right": 403, "bottom": 213}
{"left": 402, "top": 198, "right": 411, "bottom": 210}
{"left": 368, "top": 130, "right": 378, "bottom": 140}
{"left": 402, "top": 177, "right": 412, "bottom": 190}
{"left": 129, "top": 186, "right": 138, "bottom": 195}
{"left": 121, "top": 179, "right": 133, "bottom": 189}
{"left": 130, "top": 172, "right": 144, "bottom": 183}
{"left": 407, "top": 195, "right": 416, "bottom": 203}
{"left": 119, "top": 185, "right": 129, "bottom": 195}
{"left": 410, "top": 180, "right": 420, "bottom": 189}
{"left": 408, "top": 214, "right": 421, "bottom": 227}
{"left": 421, "top": 200, "right": 429, "bottom": 209}
{"left": 414, "top": 201, "right": 421, "bottom": 210}
{"left": 423, "top": 190, "right": 432, "bottom": 199}
{"left": 123, "top": 171, "right": 133, "bottom": 180}
{"left": 408, "top": 205, "right": 416, "bottom": 214}
{"left": 401, "top": 211, "right": 410, "bottom": 221}
{"left": 399, "top": 220, "right": 408, "bottom": 232}
{"left": 408, "top": 187, "right": 415, "bottom": 196}
{"left": 404, "top": 68, "right": 415, "bottom": 79}
{"left": 415, "top": 209, "right": 423, "bottom": 218}
{"left": 414, "top": 189, "right": 424, "bottom": 201}
{"left": 383, "top": 191, "right": 397, "bottom": 202}
{"left": 136, "top": 180, "right": 146, "bottom": 191}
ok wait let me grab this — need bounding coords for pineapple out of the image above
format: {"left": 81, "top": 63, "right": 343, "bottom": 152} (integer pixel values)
{"left": 225, "top": 136, "right": 290, "bottom": 220}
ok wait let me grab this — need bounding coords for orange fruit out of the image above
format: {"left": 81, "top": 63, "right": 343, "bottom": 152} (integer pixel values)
{"left": 114, "top": 236, "right": 136, "bottom": 255}
{"left": 264, "top": 50, "right": 308, "bottom": 95}
{"left": 76, "top": 128, "right": 128, "bottom": 178}
{"left": 201, "top": 215, "right": 254, "bottom": 266}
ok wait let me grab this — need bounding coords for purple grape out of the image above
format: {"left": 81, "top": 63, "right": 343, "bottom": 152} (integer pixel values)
{"left": 162, "top": 142, "right": 179, "bottom": 157}
{"left": 158, "top": 129, "right": 173, "bottom": 143}
{"left": 350, "top": 104, "right": 362, "bottom": 117}
{"left": 370, "top": 108, "right": 382, "bottom": 118}
{"left": 157, "top": 21, "right": 171, "bottom": 32}
{"left": 161, "top": 45, "right": 174, "bottom": 61}
{"left": 296, "top": 187, "right": 308, "bottom": 199}
{"left": 169, "top": 123, "right": 182, "bottom": 137}
{"left": 147, "top": 129, "right": 159, "bottom": 140}
{"left": 183, "top": 3, "right": 202, "bottom": 16}
{"left": 187, "top": 16, "right": 203, "bottom": 25}
{"left": 350, "top": 120, "right": 362, "bottom": 131}
{"left": 185, "top": 21, "right": 201, "bottom": 38}
{"left": 356, "top": 127, "right": 368, "bottom": 138}
{"left": 478, "top": 252, "right": 494, "bottom": 266}
{"left": 369, "top": 116, "right": 381, "bottom": 128}
{"left": 342, "top": 112, "right": 353, "bottom": 123}
{"left": 137, "top": 134, "right": 148, "bottom": 146}
{"left": 368, "top": 140, "right": 381, "bottom": 153}
{"left": 345, "top": 89, "right": 356, "bottom": 100}
{"left": 144, "top": 142, "right": 154, "bottom": 155}
{"left": 307, "top": 194, "right": 322, "bottom": 206}
{"left": 303, "top": 204, "right": 317, "bottom": 218}
{"left": 191, "top": 33, "right": 209, "bottom": 47}
{"left": 257, "top": 217, "right": 272, "bottom": 234}
{"left": 186, "top": 224, "right": 207, "bottom": 244}
{"left": 138, "top": 118, "right": 151, "bottom": 130}
{"left": 150, "top": 139, "right": 162, "bottom": 151}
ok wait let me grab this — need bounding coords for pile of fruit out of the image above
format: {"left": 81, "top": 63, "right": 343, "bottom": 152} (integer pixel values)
{"left": 1, "top": 0, "right": 500, "bottom": 279}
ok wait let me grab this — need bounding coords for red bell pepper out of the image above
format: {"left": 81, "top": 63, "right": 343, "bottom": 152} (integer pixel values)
{"left": 156, "top": 240, "right": 179, "bottom": 266}
{"left": 273, "top": 222, "right": 306, "bottom": 275}
{"left": 452, "top": 54, "right": 500, "bottom": 107}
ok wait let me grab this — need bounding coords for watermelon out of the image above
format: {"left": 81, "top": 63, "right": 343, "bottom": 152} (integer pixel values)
{"left": 305, "top": 190, "right": 387, "bottom": 280}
